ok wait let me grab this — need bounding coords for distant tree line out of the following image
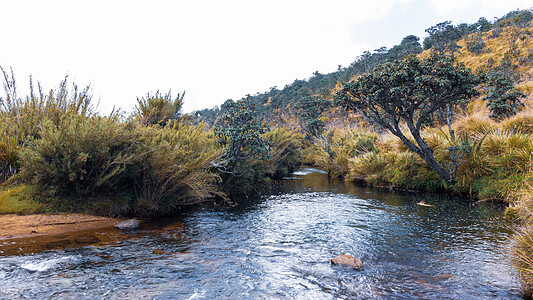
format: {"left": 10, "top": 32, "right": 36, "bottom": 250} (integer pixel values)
{"left": 192, "top": 9, "right": 532, "bottom": 127}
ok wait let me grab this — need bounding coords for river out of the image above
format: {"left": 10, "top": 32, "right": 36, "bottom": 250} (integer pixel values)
{"left": 0, "top": 168, "right": 523, "bottom": 299}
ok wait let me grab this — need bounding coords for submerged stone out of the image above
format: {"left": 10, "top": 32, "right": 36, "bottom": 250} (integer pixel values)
{"left": 74, "top": 235, "right": 101, "bottom": 245}
{"left": 331, "top": 254, "right": 363, "bottom": 270}
{"left": 115, "top": 219, "right": 140, "bottom": 231}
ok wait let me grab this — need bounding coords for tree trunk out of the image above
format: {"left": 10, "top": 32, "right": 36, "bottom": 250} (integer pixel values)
{"left": 396, "top": 120, "right": 453, "bottom": 183}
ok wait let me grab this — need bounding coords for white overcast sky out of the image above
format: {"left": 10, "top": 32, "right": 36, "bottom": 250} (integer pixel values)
{"left": 1, "top": 0, "right": 531, "bottom": 114}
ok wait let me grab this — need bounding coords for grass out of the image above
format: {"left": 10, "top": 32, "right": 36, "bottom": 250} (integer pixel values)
{"left": 513, "top": 223, "right": 533, "bottom": 296}
{"left": 261, "top": 127, "right": 303, "bottom": 179}
{"left": 0, "top": 185, "right": 45, "bottom": 214}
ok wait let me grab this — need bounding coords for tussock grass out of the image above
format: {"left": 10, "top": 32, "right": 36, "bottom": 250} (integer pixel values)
{"left": 304, "top": 129, "right": 379, "bottom": 178}
{"left": 261, "top": 127, "right": 303, "bottom": 179}
{"left": 454, "top": 112, "right": 496, "bottom": 139}
{"left": 501, "top": 110, "right": 533, "bottom": 134}
{"left": 346, "top": 151, "right": 386, "bottom": 184}
{"left": 509, "top": 177, "right": 533, "bottom": 222}
{"left": 517, "top": 81, "right": 533, "bottom": 95}
{"left": 512, "top": 223, "right": 533, "bottom": 296}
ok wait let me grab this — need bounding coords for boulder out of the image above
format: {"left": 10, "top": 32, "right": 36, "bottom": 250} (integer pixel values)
{"left": 115, "top": 219, "right": 140, "bottom": 231}
{"left": 331, "top": 254, "right": 363, "bottom": 270}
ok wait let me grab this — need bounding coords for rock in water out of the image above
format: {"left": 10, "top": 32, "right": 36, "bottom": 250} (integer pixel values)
{"left": 74, "top": 235, "right": 101, "bottom": 245}
{"left": 115, "top": 219, "right": 140, "bottom": 231}
{"left": 331, "top": 254, "right": 363, "bottom": 270}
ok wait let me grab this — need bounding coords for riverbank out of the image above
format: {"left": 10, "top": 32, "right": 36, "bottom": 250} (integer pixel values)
{"left": 0, "top": 214, "right": 122, "bottom": 240}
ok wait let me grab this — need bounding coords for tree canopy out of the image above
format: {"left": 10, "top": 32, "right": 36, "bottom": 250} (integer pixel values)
{"left": 336, "top": 53, "right": 479, "bottom": 183}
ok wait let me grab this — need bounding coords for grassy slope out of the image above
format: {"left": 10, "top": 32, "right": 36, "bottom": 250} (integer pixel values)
{"left": 310, "top": 19, "right": 533, "bottom": 293}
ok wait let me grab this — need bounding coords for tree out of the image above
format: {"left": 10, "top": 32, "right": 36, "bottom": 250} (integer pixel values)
{"left": 484, "top": 70, "right": 526, "bottom": 119}
{"left": 214, "top": 96, "right": 271, "bottom": 175}
{"left": 336, "top": 53, "right": 479, "bottom": 183}
{"left": 423, "top": 21, "right": 461, "bottom": 53}
{"left": 135, "top": 90, "right": 184, "bottom": 126}
{"left": 295, "top": 94, "right": 330, "bottom": 140}
{"left": 474, "top": 17, "right": 492, "bottom": 32}
{"left": 387, "top": 35, "right": 423, "bottom": 60}
{"left": 465, "top": 32, "right": 485, "bottom": 55}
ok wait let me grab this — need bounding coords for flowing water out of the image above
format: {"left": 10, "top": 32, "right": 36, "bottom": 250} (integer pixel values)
{"left": 0, "top": 168, "right": 523, "bottom": 299}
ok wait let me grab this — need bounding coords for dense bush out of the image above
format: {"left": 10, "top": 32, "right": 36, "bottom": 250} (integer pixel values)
{"left": 465, "top": 32, "right": 486, "bottom": 55}
{"left": 485, "top": 70, "right": 526, "bottom": 119}
{"left": 132, "top": 123, "right": 223, "bottom": 216}
{"left": 18, "top": 115, "right": 137, "bottom": 196}
{"left": 0, "top": 71, "right": 94, "bottom": 182}
{"left": 15, "top": 115, "right": 223, "bottom": 216}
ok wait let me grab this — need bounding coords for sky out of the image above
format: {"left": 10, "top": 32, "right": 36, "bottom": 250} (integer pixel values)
{"left": 0, "top": 0, "right": 532, "bottom": 114}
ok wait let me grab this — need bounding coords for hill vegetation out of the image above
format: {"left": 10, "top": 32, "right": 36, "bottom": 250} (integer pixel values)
{"left": 1, "top": 7, "right": 533, "bottom": 295}
{"left": 194, "top": 8, "right": 533, "bottom": 293}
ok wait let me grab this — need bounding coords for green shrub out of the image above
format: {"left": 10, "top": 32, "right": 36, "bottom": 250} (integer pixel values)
{"left": 0, "top": 129, "right": 20, "bottom": 183}
{"left": 465, "top": 32, "right": 486, "bottom": 55}
{"left": 132, "top": 123, "right": 223, "bottom": 216}
{"left": 17, "top": 114, "right": 137, "bottom": 197}
{"left": 135, "top": 90, "right": 184, "bottom": 126}
{"left": 484, "top": 70, "right": 526, "bottom": 119}
{"left": 16, "top": 114, "right": 223, "bottom": 216}
{"left": 0, "top": 70, "right": 95, "bottom": 181}
{"left": 0, "top": 72, "right": 94, "bottom": 141}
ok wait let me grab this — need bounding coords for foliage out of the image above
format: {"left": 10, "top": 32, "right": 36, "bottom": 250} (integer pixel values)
{"left": 465, "top": 32, "right": 486, "bottom": 55}
{"left": 15, "top": 112, "right": 223, "bottom": 216}
{"left": 214, "top": 96, "right": 271, "bottom": 176}
{"left": 497, "top": 9, "right": 533, "bottom": 29}
{"left": 0, "top": 67, "right": 94, "bottom": 140}
{"left": 0, "top": 129, "right": 19, "bottom": 183}
{"left": 0, "top": 67, "right": 95, "bottom": 182}
{"left": 17, "top": 114, "right": 138, "bottom": 197}
{"left": 135, "top": 90, "right": 184, "bottom": 126}
{"left": 261, "top": 128, "right": 303, "bottom": 179}
{"left": 132, "top": 123, "right": 223, "bottom": 216}
{"left": 423, "top": 21, "right": 461, "bottom": 53}
{"left": 295, "top": 95, "right": 330, "bottom": 139}
{"left": 483, "top": 70, "right": 526, "bottom": 119}
{"left": 386, "top": 35, "right": 423, "bottom": 60}
{"left": 336, "top": 53, "right": 479, "bottom": 182}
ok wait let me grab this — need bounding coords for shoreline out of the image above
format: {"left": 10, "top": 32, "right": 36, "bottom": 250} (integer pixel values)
{"left": 0, "top": 213, "right": 123, "bottom": 240}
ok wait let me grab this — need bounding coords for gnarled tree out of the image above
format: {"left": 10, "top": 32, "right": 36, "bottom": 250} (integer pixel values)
{"left": 214, "top": 96, "right": 271, "bottom": 176}
{"left": 336, "top": 53, "right": 479, "bottom": 183}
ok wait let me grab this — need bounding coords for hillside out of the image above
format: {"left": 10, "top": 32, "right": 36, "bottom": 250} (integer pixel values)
{"left": 193, "top": 9, "right": 533, "bottom": 294}
{"left": 193, "top": 9, "right": 533, "bottom": 131}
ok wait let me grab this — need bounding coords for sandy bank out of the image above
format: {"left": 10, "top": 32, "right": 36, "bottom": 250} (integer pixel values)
{"left": 0, "top": 214, "right": 122, "bottom": 240}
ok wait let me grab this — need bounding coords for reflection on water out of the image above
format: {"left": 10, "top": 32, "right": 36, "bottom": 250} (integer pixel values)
{"left": 0, "top": 168, "right": 522, "bottom": 299}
